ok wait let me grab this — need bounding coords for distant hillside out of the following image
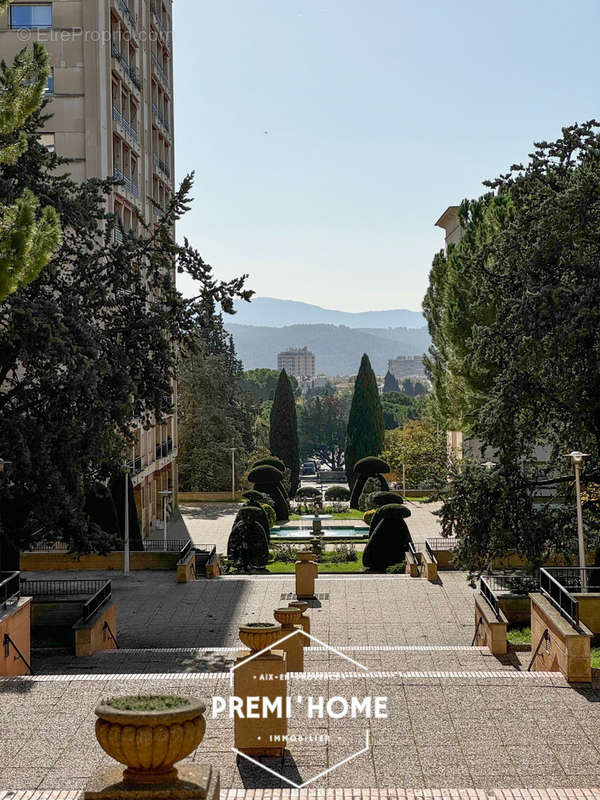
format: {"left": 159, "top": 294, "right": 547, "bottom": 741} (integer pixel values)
{"left": 225, "top": 322, "right": 430, "bottom": 376}
{"left": 232, "top": 297, "right": 425, "bottom": 329}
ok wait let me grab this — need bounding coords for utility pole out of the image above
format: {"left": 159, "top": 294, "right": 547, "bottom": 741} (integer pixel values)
{"left": 123, "top": 466, "right": 130, "bottom": 577}
{"left": 231, "top": 446, "right": 236, "bottom": 501}
{"left": 567, "top": 452, "right": 589, "bottom": 591}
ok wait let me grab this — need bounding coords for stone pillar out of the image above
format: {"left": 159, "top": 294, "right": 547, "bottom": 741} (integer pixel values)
{"left": 234, "top": 624, "right": 288, "bottom": 757}
{"left": 296, "top": 551, "right": 318, "bottom": 599}
{"left": 312, "top": 518, "right": 322, "bottom": 536}
{"left": 273, "top": 607, "right": 305, "bottom": 670}
{"left": 289, "top": 600, "right": 310, "bottom": 636}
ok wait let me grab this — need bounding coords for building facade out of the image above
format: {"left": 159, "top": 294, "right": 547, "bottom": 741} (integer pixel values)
{"left": 388, "top": 355, "right": 425, "bottom": 380}
{"left": 0, "top": 0, "right": 177, "bottom": 537}
{"left": 277, "top": 347, "right": 316, "bottom": 379}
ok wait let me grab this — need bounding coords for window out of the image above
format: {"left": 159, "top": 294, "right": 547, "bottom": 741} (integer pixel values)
{"left": 10, "top": 4, "right": 52, "bottom": 28}
{"left": 45, "top": 67, "right": 54, "bottom": 94}
{"left": 38, "top": 132, "right": 55, "bottom": 153}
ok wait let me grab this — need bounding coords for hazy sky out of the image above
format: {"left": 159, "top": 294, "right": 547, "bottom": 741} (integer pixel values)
{"left": 173, "top": 0, "right": 599, "bottom": 312}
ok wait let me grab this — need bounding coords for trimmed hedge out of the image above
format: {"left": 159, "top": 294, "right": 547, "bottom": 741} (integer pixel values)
{"left": 296, "top": 486, "right": 321, "bottom": 499}
{"left": 247, "top": 464, "right": 283, "bottom": 485}
{"left": 362, "top": 504, "right": 413, "bottom": 572}
{"left": 262, "top": 503, "right": 276, "bottom": 529}
{"left": 354, "top": 456, "right": 390, "bottom": 476}
{"left": 324, "top": 486, "right": 351, "bottom": 501}
{"left": 253, "top": 456, "right": 286, "bottom": 473}
{"left": 371, "top": 491, "right": 404, "bottom": 507}
{"left": 227, "top": 519, "right": 269, "bottom": 569}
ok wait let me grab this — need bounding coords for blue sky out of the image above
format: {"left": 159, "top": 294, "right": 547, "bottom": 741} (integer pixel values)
{"left": 173, "top": 0, "right": 599, "bottom": 312}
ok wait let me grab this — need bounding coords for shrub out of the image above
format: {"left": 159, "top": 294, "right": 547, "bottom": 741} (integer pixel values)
{"left": 248, "top": 464, "right": 283, "bottom": 485}
{"left": 243, "top": 489, "right": 273, "bottom": 506}
{"left": 330, "top": 543, "right": 358, "bottom": 563}
{"left": 296, "top": 486, "right": 322, "bottom": 499}
{"left": 324, "top": 486, "right": 351, "bottom": 501}
{"left": 359, "top": 477, "right": 382, "bottom": 511}
{"left": 385, "top": 562, "right": 406, "bottom": 574}
{"left": 227, "top": 519, "right": 269, "bottom": 570}
{"left": 271, "top": 543, "right": 301, "bottom": 563}
{"left": 262, "top": 503, "right": 276, "bottom": 529}
{"left": 371, "top": 491, "right": 404, "bottom": 507}
{"left": 363, "top": 509, "right": 376, "bottom": 526}
{"left": 362, "top": 505, "right": 413, "bottom": 571}
{"left": 354, "top": 456, "right": 391, "bottom": 476}
{"left": 236, "top": 505, "right": 271, "bottom": 540}
{"left": 253, "top": 456, "right": 286, "bottom": 472}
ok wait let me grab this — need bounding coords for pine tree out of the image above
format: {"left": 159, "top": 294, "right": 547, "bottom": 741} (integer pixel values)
{"left": 383, "top": 370, "right": 399, "bottom": 393}
{"left": 0, "top": 35, "right": 61, "bottom": 300}
{"left": 269, "top": 369, "right": 300, "bottom": 497}
{"left": 344, "top": 354, "right": 385, "bottom": 487}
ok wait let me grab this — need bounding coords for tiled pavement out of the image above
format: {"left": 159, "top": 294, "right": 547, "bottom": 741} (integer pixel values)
{"left": 4, "top": 567, "right": 600, "bottom": 794}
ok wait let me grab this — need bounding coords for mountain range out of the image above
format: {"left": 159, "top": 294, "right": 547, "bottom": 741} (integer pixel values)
{"left": 232, "top": 297, "right": 426, "bottom": 329}
{"left": 225, "top": 322, "right": 430, "bottom": 376}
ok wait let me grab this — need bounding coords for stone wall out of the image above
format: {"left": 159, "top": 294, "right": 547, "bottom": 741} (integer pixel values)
{"left": 73, "top": 602, "right": 117, "bottom": 657}
{"left": 529, "top": 593, "right": 592, "bottom": 682}
{"left": 0, "top": 598, "right": 31, "bottom": 676}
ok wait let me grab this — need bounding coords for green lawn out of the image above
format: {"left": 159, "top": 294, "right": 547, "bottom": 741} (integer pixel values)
{"left": 592, "top": 648, "right": 600, "bottom": 669}
{"left": 507, "top": 626, "right": 531, "bottom": 645}
{"left": 267, "top": 552, "right": 364, "bottom": 574}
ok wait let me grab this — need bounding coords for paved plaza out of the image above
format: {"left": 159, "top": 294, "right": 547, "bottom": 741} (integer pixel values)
{"left": 2, "top": 564, "right": 600, "bottom": 794}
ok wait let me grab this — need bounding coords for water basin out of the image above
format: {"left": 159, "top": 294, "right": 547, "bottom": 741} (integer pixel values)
{"left": 271, "top": 525, "right": 367, "bottom": 539}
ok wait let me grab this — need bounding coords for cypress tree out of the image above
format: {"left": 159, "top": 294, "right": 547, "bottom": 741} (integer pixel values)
{"left": 344, "top": 354, "right": 385, "bottom": 488}
{"left": 383, "top": 370, "right": 399, "bottom": 393}
{"left": 269, "top": 370, "right": 300, "bottom": 497}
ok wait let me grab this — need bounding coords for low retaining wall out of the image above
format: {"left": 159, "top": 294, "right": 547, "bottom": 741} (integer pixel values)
{"left": 21, "top": 550, "right": 179, "bottom": 572}
{"left": 0, "top": 598, "right": 31, "bottom": 676}
{"left": 529, "top": 593, "right": 592, "bottom": 682}
{"left": 421, "top": 553, "right": 438, "bottom": 582}
{"left": 73, "top": 602, "right": 117, "bottom": 657}
{"left": 497, "top": 594, "right": 531, "bottom": 626}
{"left": 574, "top": 593, "right": 600, "bottom": 635}
{"left": 474, "top": 595, "right": 508, "bottom": 655}
{"left": 179, "top": 492, "right": 244, "bottom": 502}
{"left": 177, "top": 553, "right": 196, "bottom": 583}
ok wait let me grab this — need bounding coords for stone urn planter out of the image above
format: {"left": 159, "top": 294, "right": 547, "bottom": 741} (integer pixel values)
{"left": 238, "top": 622, "right": 282, "bottom": 653}
{"left": 273, "top": 606, "right": 302, "bottom": 627}
{"left": 297, "top": 551, "right": 316, "bottom": 563}
{"left": 94, "top": 696, "right": 206, "bottom": 787}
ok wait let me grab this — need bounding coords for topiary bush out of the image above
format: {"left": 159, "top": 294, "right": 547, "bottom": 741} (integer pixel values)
{"left": 262, "top": 502, "right": 276, "bottom": 529}
{"left": 359, "top": 477, "right": 382, "bottom": 511}
{"left": 349, "top": 456, "right": 390, "bottom": 509}
{"left": 324, "top": 486, "right": 351, "bottom": 502}
{"left": 247, "top": 464, "right": 289, "bottom": 521}
{"left": 243, "top": 489, "right": 274, "bottom": 506}
{"left": 368, "top": 502, "right": 411, "bottom": 536}
{"left": 248, "top": 464, "right": 283, "bottom": 485}
{"left": 371, "top": 491, "right": 404, "bottom": 507}
{"left": 362, "top": 503, "right": 413, "bottom": 571}
{"left": 253, "top": 456, "right": 286, "bottom": 473}
{"left": 235, "top": 505, "right": 271, "bottom": 541}
{"left": 227, "top": 519, "right": 269, "bottom": 571}
{"left": 296, "top": 486, "right": 321, "bottom": 499}
{"left": 363, "top": 508, "right": 376, "bottom": 527}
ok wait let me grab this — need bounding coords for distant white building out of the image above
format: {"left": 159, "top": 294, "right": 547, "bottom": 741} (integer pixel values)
{"left": 388, "top": 355, "right": 426, "bottom": 380}
{"left": 277, "top": 347, "right": 316, "bottom": 378}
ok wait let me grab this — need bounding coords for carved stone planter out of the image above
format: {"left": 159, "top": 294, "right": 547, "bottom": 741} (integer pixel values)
{"left": 238, "top": 622, "right": 283, "bottom": 653}
{"left": 94, "top": 697, "right": 206, "bottom": 787}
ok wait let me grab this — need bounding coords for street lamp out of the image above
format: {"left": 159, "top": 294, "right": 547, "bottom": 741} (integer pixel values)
{"left": 158, "top": 489, "right": 172, "bottom": 549}
{"left": 566, "top": 451, "right": 589, "bottom": 590}
{"left": 123, "top": 464, "right": 130, "bottom": 577}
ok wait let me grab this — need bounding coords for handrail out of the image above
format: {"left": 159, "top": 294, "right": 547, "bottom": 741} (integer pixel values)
{"left": 543, "top": 566, "right": 600, "bottom": 594}
{"left": 408, "top": 541, "right": 419, "bottom": 562}
{"left": 539, "top": 568, "right": 580, "bottom": 629}
{"left": 527, "top": 628, "right": 549, "bottom": 671}
{"left": 0, "top": 572, "right": 20, "bottom": 609}
{"left": 479, "top": 576, "right": 500, "bottom": 619}
{"left": 425, "top": 540, "right": 438, "bottom": 564}
{"left": 20, "top": 579, "right": 107, "bottom": 598}
{"left": 82, "top": 581, "right": 112, "bottom": 622}
{"left": 472, "top": 616, "right": 484, "bottom": 647}
{"left": 103, "top": 620, "right": 119, "bottom": 649}
{"left": 426, "top": 538, "right": 459, "bottom": 551}
{"left": 143, "top": 539, "right": 187, "bottom": 552}
{"left": 3, "top": 633, "right": 33, "bottom": 674}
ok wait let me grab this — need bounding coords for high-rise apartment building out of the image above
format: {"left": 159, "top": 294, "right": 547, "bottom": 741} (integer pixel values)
{"left": 277, "top": 347, "right": 316, "bottom": 379}
{"left": 0, "top": 0, "right": 177, "bottom": 537}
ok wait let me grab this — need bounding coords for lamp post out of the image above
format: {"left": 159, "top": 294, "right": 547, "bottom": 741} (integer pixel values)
{"left": 231, "top": 447, "right": 236, "bottom": 501}
{"left": 158, "top": 489, "right": 172, "bottom": 550}
{"left": 566, "top": 451, "right": 589, "bottom": 591}
{"left": 123, "top": 464, "right": 130, "bottom": 577}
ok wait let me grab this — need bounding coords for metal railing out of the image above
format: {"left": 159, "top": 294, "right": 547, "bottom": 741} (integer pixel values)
{"left": 152, "top": 103, "right": 170, "bottom": 133}
{"left": 539, "top": 568, "right": 580, "bottom": 628}
{"left": 20, "top": 579, "right": 108, "bottom": 599}
{"left": 111, "top": 42, "right": 142, "bottom": 90}
{"left": 542, "top": 567, "right": 600, "bottom": 594}
{"left": 481, "top": 572, "right": 538, "bottom": 596}
{"left": 150, "top": 2, "right": 169, "bottom": 38}
{"left": 117, "top": 0, "right": 138, "bottom": 30}
{"left": 26, "top": 541, "right": 69, "bottom": 553}
{"left": 82, "top": 581, "right": 112, "bottom": 622}
{"left": 0, "top": 572, "right": 20, "bottom": 609}
{"left": 142, "top": 539, "right": 187, "bottom": 552}
{"left": 408, "top": 541, "right": 419, "bottom": 563}
{"left": 112, "top": 106, "right": 138, "bottom": 142}
{"left": 479, "top": 575, "right": 500, "bottom": 618}
{"left": 113, "top": 167, "right": 139, "bottom": 198}
{"left": 425, "top": 538, "right": 459, "bottom": 551}
{"left": 151, "top": 53, "right": 170, "bottom": 88}
{"left": 152, "top": 151, "right": 171, "bottom": 178}
{"left": 425, "top": 540, "right": 438, "bottom": 564}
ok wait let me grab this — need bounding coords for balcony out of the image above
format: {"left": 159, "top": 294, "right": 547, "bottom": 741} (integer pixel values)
{"left": 151, "top": 102, "right": 170, "bottom": 134}
{"left": 152, "top": 202, "right": 164, "bottom": 219}
{"left": 112, "top": 106, "right": 139, "bottom": 143}
{"left": 152, "top": 151, "right": 171, "bottom": 180}
{"left": 113, "top": 227, "right": 124, "bottom": 244}
{"left": 150, "top": 1, "right": 169, "bottom": 41}
{"left": 151, "top": 53, "right": 170, "bottom": 90}
{"left": 113, "top": 167, "right": 139, "bottom": 198}
{"left": 111, "top": 42, "right": 142, "bottom": 92}
{"left": 116, "top": 0, "right": 138, "bottom": 31}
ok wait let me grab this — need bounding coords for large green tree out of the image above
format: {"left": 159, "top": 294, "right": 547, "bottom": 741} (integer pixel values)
{"left": 0, "top": 104, "right": 251, "bottom": 567}
{"left": 424, "top": 120, "right": 600, "bottom": 566}
{"left": 344, "top": 354, "right": 385, "bottom": 486}
{"left": 269, "top": 369, "right": 300, "bottom": 497}
{"left": 0, "top": 32, "right": 61, "bottom": 300}
{"left": 383, "top": 416, "right": 446, "bottom": 488}
{"left": 239, "top": 368, "right": 299, "bottom": 403}
{"left": 178, "top": 311, "right": 257, "bottom": 492}
{"left": 298, "top": 395, "right": 349, "bottom": 470}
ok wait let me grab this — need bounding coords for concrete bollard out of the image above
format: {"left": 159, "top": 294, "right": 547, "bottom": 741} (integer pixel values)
{"left": 289, "top": 600, "right": 310, "bottom": 637}
{"left": 295, "top": 551, "right": 318, "bottom": 599}
{"left": 233, "top": 623, "right": 287, "bottom": 757}
{"left": 273, "top": 606, "right": 304, "bottom": 670}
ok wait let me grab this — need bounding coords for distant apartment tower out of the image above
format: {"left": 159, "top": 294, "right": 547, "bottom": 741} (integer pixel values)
{"left": 0, "top": 0, "right": 177, "bottom": 537}
{"left": 388, "top": 355, "right": 425, "bottom": 380}
{"left": 277, "top": 347, "right": 316, "bottom": 378}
